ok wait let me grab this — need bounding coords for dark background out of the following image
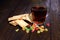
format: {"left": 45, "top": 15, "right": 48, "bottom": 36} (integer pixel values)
{"left": 0, "top": 0, "right": 60, "bottom": 40}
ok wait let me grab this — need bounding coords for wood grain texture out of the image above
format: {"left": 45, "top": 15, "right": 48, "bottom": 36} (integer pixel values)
{"left": 0, "top": 0, "right": 60, "bottom": 40}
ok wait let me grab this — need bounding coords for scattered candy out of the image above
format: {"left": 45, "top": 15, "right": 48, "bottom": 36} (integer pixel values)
{"left": 46, "top": 23, "right": 50, "bottom": 27}
{"left": 30, "top": 26, "right": 33, "bottom": 30}
{"left": 37, "top": 30, "right": 40, "bottom": 34}
{"left": 14, "top": 23, "right": 48, "bottom": 33}
{"left": 44, "top": 28, "right": 48, "bottom": 31}
{"left": 40, "top": 29, "right": 44, "bottom": 32}
{"left": 26, "top": 29, "right": 30, "bottom": 33}
{"left": 40, "top": 25, "right": 44, "bottom": 29}
{"left": 32, "top": 29, "right": 35, "bottom": 32}
{"left": 15, "top": 29, "right": 19, "bottom": 32}
{"left": 35, "top": 27, "right": 39, "bottom": 30}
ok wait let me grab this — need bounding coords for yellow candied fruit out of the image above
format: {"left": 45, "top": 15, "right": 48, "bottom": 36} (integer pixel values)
{"left": 26, "top": 30, "right": 29, "bottom": 33}
{"left": 37, "top": 30, "right": 40, "bottom": 34}
{"left": 40, "top": 29, "right": 44, "bottom": 32}
{"left": 44, "top": 28, "right": 48, "bottom": 31}
{"left": 40, "top": 25, "right": 44, "bottom": 29}
{"left": 15, "top": 29, "right": 19, "bottom": 32}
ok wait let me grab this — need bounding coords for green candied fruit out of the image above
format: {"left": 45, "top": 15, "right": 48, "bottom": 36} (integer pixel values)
{"left": 30, "top": 26, "right": 33, "bottom": 30}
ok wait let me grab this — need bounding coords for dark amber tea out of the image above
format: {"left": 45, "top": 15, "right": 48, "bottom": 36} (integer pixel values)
{"left": 31, "top": 6, "right": 47, "bottom": 23}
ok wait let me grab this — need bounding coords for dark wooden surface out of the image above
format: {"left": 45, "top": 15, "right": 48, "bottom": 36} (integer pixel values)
{"left": 0, "top": 0, "right": 60, "bottom": 40}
